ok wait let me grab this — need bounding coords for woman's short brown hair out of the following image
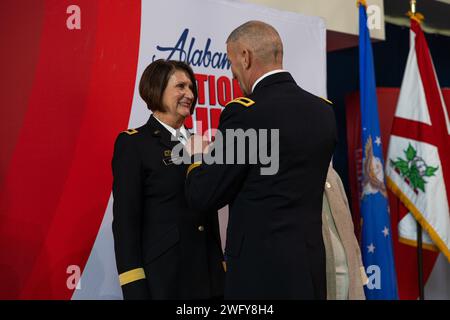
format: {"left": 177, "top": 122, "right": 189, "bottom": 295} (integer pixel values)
{"left": 139, "top": 59, "right": 197, "bottom": 114}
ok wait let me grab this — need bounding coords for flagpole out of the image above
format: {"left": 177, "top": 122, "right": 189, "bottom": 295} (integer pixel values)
{"left": 416, "top": 221, "right": 424, "bottom": 300}
{"left": 409, "top": 0, "right": 425, "bottom": 301}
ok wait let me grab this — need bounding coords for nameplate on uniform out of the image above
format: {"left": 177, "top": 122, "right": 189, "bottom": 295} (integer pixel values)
{"left": 163, "top": 154, "right": 182, "bottom": 166}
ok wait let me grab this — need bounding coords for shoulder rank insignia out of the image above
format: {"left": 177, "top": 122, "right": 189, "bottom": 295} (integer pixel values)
{"left": 320, "top": 97, "right": 333, "bottom": 105}
{"left": 226, "top": 97, "right": 255, "bottom": 108}
{"left": 123, "top": 129, "right": 138, "bottom": 135}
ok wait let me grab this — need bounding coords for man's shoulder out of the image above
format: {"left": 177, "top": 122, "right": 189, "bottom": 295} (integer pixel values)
{"left": 225, "top": 97, "right": 256, "bottom": 108}
{"left": 300, "top": 89, "right": 333, "bottom": 107}
{"left": 222, "top": 97, "right": 257, "bottom": 118}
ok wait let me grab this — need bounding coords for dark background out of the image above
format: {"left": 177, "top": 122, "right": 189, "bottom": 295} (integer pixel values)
{"left": 328, "top": 22, "right": 450, "bottom": 208}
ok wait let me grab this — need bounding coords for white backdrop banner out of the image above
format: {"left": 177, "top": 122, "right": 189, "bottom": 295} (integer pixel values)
{"left": 72, "top": 0, "right": 326, "bottom": 299}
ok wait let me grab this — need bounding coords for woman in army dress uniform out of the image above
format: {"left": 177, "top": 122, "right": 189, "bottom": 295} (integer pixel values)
{"left": 111, "top": 59, "right": 224, "bottom": 299}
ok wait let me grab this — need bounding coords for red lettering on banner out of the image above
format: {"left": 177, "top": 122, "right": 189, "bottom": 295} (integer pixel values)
{"left": 195, "top": 107, "right": 209, "bottom": 135}
{"left": 191, "top": 74, "right": 244, "bottom": 136}
{"left": 217, "top": 76, "right": 231, "bottom": 106}
{"left": 185, "top": 115, "right": 193, "bottom": 129}
{"left": 195, "top": 73, "right": 243, "bottom": 107}
{"left": 208, "top": 75, "right": 217, "bottom": 106}
{"left": 195, "top": 74, "right": 207, "bottom": 105}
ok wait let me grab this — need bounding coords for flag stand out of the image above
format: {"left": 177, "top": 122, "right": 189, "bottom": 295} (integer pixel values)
{"left": 417, "top": 221, "right": 425, "bottom": 300}
{"left": 409, "top": 0, "right": 425, "bottom": 302}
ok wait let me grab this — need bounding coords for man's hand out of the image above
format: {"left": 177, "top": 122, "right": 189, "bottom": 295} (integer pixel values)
{"left": 185, "top": 134, "right": 210, "bottom": 156}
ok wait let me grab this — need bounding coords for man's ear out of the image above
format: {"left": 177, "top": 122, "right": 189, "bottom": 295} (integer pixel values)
{"left": 242, "top": 48, "right": 252, "bottom": 70}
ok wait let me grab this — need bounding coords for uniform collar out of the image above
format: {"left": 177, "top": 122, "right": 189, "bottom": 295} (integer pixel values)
{"left": 152, "top": 114, "right": 189, "bottom": 141}
{"left": 146, "top": 115, "right": 184, "bottom": 149}
{"left": 251, "top": 69, "right": 287, "bottom": 93}
{"left": 252, "top": 71, "right": 296, "bottom": 94}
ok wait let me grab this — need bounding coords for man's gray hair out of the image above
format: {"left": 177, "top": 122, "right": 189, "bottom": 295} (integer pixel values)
{"left": 226, "top": 20, "right": 283, "bottom": 64}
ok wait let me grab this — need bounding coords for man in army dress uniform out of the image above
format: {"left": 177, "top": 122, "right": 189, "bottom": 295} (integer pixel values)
{"left": 185, "top": 21, "right": 337, "bottom": 299}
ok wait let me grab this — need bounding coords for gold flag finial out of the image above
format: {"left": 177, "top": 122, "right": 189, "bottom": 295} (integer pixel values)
{"left": 357, "top": 0, "right": 367, "bottom": 8}
{"left": 411, "top": 0, "right": 416, "bottom": 14}
{"left": 407, "top": 0, "right": 425, "bottom": 24}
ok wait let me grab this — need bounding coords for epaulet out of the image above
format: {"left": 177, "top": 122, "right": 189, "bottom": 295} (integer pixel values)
{"left": 225, "top": 97, "right": 255, "bottom": 108}
{"left": 122, "top": 129, "right": 138, "bottom": 135}
{"left": 320, "top": 97, "right": 333, "bottom": 105}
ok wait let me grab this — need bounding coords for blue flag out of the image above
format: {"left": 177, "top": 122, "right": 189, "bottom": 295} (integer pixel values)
{"left": 358, "top": 3, "right": 398, "bottom": 299}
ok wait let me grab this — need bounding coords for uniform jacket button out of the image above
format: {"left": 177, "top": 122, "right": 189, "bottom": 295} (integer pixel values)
{"left": 198, "top": 225, "right": 205, "bottom": 232}
{"left": 325, "top": 181, "right": 331, "bottom": 189}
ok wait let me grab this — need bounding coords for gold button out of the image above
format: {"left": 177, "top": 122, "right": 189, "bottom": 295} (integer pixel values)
{"left": 325, "top": 182, "right": 331, "bottom": 189}
{"left": 198, "top": 225, "right": 205, "bottom": 232}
